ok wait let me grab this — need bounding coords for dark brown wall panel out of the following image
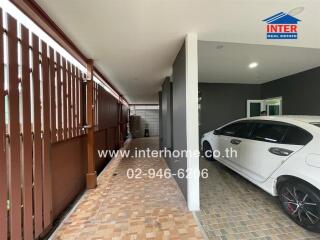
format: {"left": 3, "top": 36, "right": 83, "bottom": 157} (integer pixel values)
{"left": 107, "top": 127, "right": 117, "bottom": 151}
{"left": 21, "top": 24, "right": 33, "bottom": 240}
{"left": 95, "top": 85, "right": 122, "bottom": 157}
{"left": 122, "top": 105, "right": 128, "bottom": 123}
{"left": 7, "top": 15, "right": 22, "bottom": 240}
{"left": 120, "top": 105, "right": 128, "bottom": 144}
{"left": 74, "top": 67, "right": 78, "bottom": 136}
{"left": 49, "top": 47, "right": 56, "bottom": 143}
{"left": 71, "top": 65, "right": 75, "bottom": 137}
{"left": 51, "top": 136, "right": 87, "bottom": 220}
{"left": 110, "top": 96, "right": 118, "bottom": 127}
{"left": 56, "top": 53, "right": 62, "bottom": 140}
{"left": 32, "top": 33, "right": 43, "bottom": 238}
{"left": 93, "top": 82, "right": 96, "bottom": 128}
{"left": 0, "top": 9, "right": 7, "bottom": 240}
{"left": 67, "top": 62, "right": 71, "bottom": 138}
{"left": 95, "top": 82, "right": 98, "bottom": 128}
{"left": 62, "top": 58, "right": 67, "bottom": 139}
{"left": 97, "top": 86, "right": 119, "bottom": 130}
{"left": 79, "top": 72, "right": 85, "bottom": 134}
{"left": 41, "top": 41, "right": 53, "bottom": 230}
{"left": 94, "top": 129, "right": 107, "bottom": 173}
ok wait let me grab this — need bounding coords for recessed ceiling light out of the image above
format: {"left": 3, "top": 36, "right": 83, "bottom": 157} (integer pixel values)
{"left": 248, "top": 62, "right": 258, "bottom": 69}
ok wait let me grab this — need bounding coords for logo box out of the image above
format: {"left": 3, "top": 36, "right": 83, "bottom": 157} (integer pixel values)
{"left": 263, "top": 12, "right": 301, "bottom": 39}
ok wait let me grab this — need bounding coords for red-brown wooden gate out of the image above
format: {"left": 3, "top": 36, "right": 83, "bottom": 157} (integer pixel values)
{"left": 0, "top": 6, "right": 129, "bottom": 239}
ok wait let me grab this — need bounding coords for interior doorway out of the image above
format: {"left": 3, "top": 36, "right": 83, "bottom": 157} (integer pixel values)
{"left": 247, "top": 97, "right": 282, "bottom": 117}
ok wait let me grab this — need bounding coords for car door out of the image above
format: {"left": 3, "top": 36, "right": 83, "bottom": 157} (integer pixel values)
{"left": 215, "top": 122, "right": 243, "bottom": 163}
{"left": 239, "top": 122, "right": 306, "bottom": 183}
{"left": 217, "top": 121, "right": 256, "bottom": 165}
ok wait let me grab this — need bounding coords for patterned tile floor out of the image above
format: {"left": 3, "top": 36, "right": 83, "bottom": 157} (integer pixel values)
{"left": 196, "top": 158, "right": 320, "bottom": 240}
{"left": 50, "top": 138, "right": 203, "bottom": 240}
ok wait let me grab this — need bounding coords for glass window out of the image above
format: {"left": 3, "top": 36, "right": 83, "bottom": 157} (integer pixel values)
{"left": 283, "top": 127, "right": 312, "bottom": 145}
{"left": 252, "top": 123, "right": 288, "bottom": 143}
{"left": 220, "top": 122, "right": 242, "bottom": 137}
{"left": 220, "top": 121, "right": 255, "bottom": 138}
{"left": 250, "top": 102, "right": 262, "bottom": 117}
{"left": 236, "top": 122, "right": 256, "bottom": 139}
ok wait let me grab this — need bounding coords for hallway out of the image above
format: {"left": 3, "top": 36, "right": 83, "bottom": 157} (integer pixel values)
{"left": 51, "top": 138, "right": 203, "bottom": 240}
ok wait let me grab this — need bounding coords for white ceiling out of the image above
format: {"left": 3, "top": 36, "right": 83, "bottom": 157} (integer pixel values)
{"left": 35, "top": 0, "right": 320, "bottom": 103}
{"left": 198, "top": 41, "right": 320, "bottom": 84}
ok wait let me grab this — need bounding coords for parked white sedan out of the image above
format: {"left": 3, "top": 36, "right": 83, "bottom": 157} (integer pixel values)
{"left": 201, "top": 116, "right": 320, "bottom": 232}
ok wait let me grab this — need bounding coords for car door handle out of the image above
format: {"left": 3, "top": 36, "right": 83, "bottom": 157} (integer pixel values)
{"left": 230, "top": 139, "right": 241, "bottom": 145}
{"left": 269, "top": 147, "right": 293, "bottom": 156}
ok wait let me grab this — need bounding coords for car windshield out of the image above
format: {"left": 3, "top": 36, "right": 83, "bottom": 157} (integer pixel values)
{"left": 311, "top": 122, "right": 320, "bottom": 128}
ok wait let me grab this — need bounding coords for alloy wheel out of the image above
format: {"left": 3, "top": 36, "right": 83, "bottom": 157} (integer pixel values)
{"left": 280, "top": 185, "right": 320, "bottom": 227}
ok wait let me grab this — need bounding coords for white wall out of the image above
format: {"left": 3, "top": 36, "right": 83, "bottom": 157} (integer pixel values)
{"left": 130, "top": 109, "right": 159, "bottom": 137}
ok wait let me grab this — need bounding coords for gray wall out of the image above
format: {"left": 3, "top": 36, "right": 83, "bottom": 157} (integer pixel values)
{"left": 199, "top": 67, "right": 320, "bottom": 136}
{"left": 199, "top": 83, "right": 261, "bottom": 137}
{"left": 170, "top": 44, "right": 188, "bottom": 199}
{"left": 161, "top": 77, "right": 173, "bottom": 149}
{"left": 160, "top": 44, "right": 188, "bottom": 199}
{"left": 261, "top": 67, "right": 320, "bottom": 115}
{"left": 159, "top": 92, "right": 163, "bottom": 148}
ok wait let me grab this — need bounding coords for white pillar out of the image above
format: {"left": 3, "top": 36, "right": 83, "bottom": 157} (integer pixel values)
{"left": 185, "top": 33, "right": 199, "bottom": 211}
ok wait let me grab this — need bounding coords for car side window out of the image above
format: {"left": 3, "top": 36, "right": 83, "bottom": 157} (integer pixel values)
{"left": 220, "top": 122, "right": 242, "bottom": 137}
{"left": 283, "top": 126, "right": 313, "bottom": 145}
{"left": 236, "top": 122, "right": 256, "bottom": 139}
{"left": 251, "top": 123, "right": 288, "bottom": 143}
{"left": 220, "top": 121, "right": 255, "bottom": 138}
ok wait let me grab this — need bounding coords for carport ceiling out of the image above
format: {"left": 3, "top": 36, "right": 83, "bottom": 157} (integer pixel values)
{"left": 198, "top": 41, "right": 320, "bottom": 84}
{"left": 35, "top": 0, "right": 320, "bottom": 103}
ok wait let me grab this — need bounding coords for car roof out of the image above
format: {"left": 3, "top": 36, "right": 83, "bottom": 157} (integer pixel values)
{"left": 244, "top": 115, "right": 320, "bottom": 124}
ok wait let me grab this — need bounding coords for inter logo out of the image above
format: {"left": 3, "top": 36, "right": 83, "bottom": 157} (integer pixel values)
{"left": 263, "top": 12, "right": 301, "bottom": 39}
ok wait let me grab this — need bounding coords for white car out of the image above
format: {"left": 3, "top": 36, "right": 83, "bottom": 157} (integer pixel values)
{"left": 201, "top": 115, "right": 320, "bottom": 232}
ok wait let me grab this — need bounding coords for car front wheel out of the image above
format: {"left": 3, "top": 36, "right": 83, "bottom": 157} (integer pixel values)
{"left": 278, "top": 181, "right": 320, "bottom": 232}
{"left": 202, "top": 141, "right": 215, "bottom": 161}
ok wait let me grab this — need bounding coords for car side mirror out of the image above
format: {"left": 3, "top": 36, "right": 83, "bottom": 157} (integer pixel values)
{"left": 214, "top": 129, "right": 222, "bottom": 135}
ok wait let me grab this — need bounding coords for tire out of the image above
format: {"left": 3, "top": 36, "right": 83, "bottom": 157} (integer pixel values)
{"left": 278, "top": 180, "right": 320, "bottom": 232}
{"left": 202, "top": 141, "right": 215, "bottom": 161}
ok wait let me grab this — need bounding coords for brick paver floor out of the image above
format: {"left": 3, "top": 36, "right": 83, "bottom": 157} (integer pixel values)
{"left": 197, "top": 158, "right": 320, "bottom": 240}
{"left": 51, "top": 138, "right": 203, "bottom": 240}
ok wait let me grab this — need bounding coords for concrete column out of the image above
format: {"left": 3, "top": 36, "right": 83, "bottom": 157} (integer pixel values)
{"left": 185, "top": 33, "right": 199, "bottom": 211}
